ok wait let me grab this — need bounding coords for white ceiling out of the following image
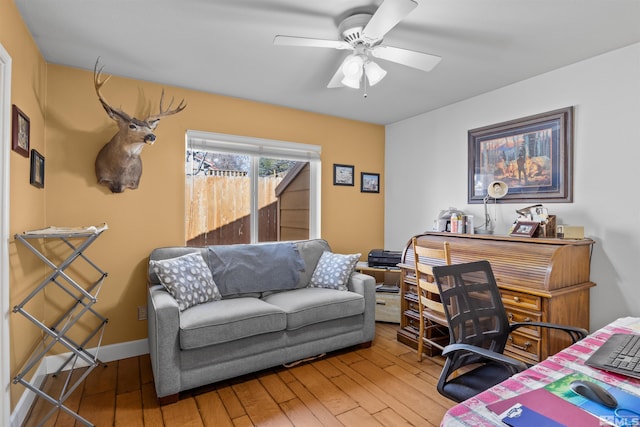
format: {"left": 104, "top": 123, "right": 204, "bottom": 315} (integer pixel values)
{"left": 14, "top": 0, "right": 640, "bottom": 125}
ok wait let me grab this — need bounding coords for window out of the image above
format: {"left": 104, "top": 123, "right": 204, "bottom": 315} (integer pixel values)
{"left": 185, "top": 131, "right": 321, "bottom": 246}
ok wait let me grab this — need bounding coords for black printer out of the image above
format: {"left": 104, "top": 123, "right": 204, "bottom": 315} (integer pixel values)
{"left": 367, "top": 249, "right": 402, "bottom": 269}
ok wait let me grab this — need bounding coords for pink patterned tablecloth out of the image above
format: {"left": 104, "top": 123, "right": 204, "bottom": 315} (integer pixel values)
{"left": 440, "top": 317, "right": 640, "bottom": 426}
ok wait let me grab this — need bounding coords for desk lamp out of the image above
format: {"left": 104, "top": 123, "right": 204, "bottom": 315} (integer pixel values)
{"left": 477, "top": 180, "right": 508, "bottom": 234}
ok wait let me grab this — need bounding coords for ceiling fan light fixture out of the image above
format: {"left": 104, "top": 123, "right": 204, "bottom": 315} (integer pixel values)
{"left": 340, "top": 53, "right": 364, "bottom": 88}
{"left": 364, "top": 60, "right": 387, "bottom": 86}
{"left": 341, "top": 54, "right": 365, "bottom": 78}
{"left": 341, "top": 74, "right": 361, "bottom": 89}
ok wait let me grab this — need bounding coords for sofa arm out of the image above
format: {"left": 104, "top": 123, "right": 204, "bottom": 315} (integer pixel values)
{"left": 348, "top": 272, "right": 376, "bottom": 341}
{"left": 147, "top": 284, "right": 182, "bottom": 399}
{"left": 348, "top": 272, "right": 374, "bottom": 294}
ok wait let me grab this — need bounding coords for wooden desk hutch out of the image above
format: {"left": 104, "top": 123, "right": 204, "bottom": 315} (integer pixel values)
{"left": 397, "top": 232, "right": 595, "bottom": 364}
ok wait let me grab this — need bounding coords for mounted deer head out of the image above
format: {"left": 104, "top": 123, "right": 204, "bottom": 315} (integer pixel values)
{"left": 93, "top": 59, "right": 186, "bottom": 193}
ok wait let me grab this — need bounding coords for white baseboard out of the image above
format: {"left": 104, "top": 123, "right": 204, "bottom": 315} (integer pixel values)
{"left": 44, "top": 338, "right": 149, "bottom": 372}
{"left": 9, "top": 360, "right": 47, "bottom": 427}
{"left": 10, "top": 338, "right": 149, "bottom": 427}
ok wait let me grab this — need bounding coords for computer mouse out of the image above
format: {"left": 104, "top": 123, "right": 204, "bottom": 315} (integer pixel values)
{"left": 569, "top": 380, "right": 618, "bottom": 409}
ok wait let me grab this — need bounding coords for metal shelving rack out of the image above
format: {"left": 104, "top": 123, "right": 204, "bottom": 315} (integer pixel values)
{"left": 12, "top": 224, "right": 109, "bottom": 427}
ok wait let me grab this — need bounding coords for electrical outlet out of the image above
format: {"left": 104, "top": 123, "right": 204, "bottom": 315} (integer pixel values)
{"left": 137, "top": 305, "right": 147, "bottom": 321}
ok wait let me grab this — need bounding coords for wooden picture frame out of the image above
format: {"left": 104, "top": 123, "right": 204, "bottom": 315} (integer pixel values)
{"left": 12, "top": 104, "right": 30, "bottom": 157}
{"left": 30, "top": 149, "right": 44, "bottom": 188}
{"left": 510, "top": 221, "right": 539, "bottom": 237}
{"left": 361, "top": 172, "right": 380, "bottom": 193}
{"left": 468, "top": 107, "right": 573, "bottom": 204}
{"left": 333, "top": 164, "right": 354, "bottom": 186}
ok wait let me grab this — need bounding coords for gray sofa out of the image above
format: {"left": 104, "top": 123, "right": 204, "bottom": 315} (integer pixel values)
{"left": 147, "top": 239, "right": 376, "bottom": 403}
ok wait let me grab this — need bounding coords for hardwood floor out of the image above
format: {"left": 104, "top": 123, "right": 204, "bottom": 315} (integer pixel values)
{"left": 23, "top": 323, "right": 455, "bottom": 426}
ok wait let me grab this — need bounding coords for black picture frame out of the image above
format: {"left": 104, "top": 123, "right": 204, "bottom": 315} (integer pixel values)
{"left": 12, "top": 104, "right": 30, "bottom": 157}
{"left": 30, "top": 149, "right": 44, "bottom": 189}
{"left": 510, "top": 221, "right": 539, "bottom": 237}
{"left": 361, "top": 172, "right": 380, "bottom": 193}
{"left": 468, "top": 107, "right": 573, "bottom": 204}
{"left": 333, "top": 164, "right": 354, "bottom": 186}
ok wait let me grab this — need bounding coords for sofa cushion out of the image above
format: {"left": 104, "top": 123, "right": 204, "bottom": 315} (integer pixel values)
{"left": 150, "top": 252, "right": 222, "bottom": 311}
{"left": 262, "top": 287, "right": 365, "bottom": 330}
{"left": 294, "top": 239, "right": 331, "bottom": 288}
{"left": 308, "top": 251, "right": 360, "bottom": 291}
{"left": 179, "top": 297, "right": 286, "bottom": 349}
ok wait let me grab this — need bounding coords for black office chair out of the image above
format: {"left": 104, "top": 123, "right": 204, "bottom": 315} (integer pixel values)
{"left": 431, "top": 260, "right": 588, "bottom": 403}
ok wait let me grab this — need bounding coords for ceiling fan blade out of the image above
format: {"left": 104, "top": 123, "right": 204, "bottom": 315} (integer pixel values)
{"left": 362, "top": 0, "right": 417, "bottom": 42}
{"left": 371, "top": 45, "right": 441, "bottom": 72}
{"left": 274, "top": 35, "right": 351, "bottom": 50}
{"left": 327, "top": 65, "right": 345, "bottom": 88}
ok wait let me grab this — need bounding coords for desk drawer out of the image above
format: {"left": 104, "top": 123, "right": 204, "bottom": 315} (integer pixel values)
{"left": 501, "top": 289, "right": 541, "bottom": 311}
{"left": 506, "top": 332, "right": 541, "bottom": 363}
{"left": 505, "top": 309, "right": 542, "bottom": 337}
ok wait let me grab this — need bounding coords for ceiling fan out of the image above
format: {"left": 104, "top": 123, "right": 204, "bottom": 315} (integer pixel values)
{"left": 273, "top": 0, "right": 441, "bottom": 90}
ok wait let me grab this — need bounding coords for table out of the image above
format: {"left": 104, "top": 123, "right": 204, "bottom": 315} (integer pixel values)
{"left": 440, "top": 317, "right": 640, "bottom": 426}
{"left": 355, "top": 261, "right": 401, "bottom": 285}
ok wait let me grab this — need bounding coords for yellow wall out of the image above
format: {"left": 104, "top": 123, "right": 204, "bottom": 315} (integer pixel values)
{"left": 2, "top": 0, "right": 384, "bottom": 410}
{"left": 44, "top": 63, "right": 385, "bottom": 349}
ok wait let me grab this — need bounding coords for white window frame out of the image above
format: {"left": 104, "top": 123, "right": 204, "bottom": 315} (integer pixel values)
{"left": 186, "top": 130, "right": 321, "bottom": 243}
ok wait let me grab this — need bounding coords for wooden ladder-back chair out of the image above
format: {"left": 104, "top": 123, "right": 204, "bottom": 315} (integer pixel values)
{"left": 412, "top": 237, "right": 452, "bottom": 361}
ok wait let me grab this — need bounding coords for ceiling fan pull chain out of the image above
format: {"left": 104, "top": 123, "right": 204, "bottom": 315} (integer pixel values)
{"left": 363, "top": 75, "right": 368, "bottom": 98}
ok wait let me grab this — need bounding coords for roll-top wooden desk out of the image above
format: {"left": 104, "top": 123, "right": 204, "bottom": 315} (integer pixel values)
{"left": 397, "top": 232, "right": 595, "bottom": 364}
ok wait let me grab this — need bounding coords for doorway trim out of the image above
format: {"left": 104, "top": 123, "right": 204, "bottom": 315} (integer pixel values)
{"left": 0, "top": 42, "right": 13, "bottom": 427}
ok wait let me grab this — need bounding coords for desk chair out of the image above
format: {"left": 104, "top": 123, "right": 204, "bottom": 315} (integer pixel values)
{"left": 431, "top": 260, "right": 588, "bottom": 403}
{"left": 412, "top": 238, "right": 451, "bottom": 361}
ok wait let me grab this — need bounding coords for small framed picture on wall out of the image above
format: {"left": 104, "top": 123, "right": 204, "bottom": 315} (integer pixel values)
{"left": 12, "top": 105, "right": 30, "bottom": 157}
{"left": 333, "top": 164, "right": 354, "bottom": 186}
{"left": 30, "top": 149, "right": 45, "bottom": 189}
{"left": 361, "top": 172, "right": 380, "bottom": 193}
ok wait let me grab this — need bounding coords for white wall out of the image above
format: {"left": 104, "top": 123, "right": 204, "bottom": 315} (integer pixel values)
{"left": 385, "top": 43, "right": 640, "bottom": 331}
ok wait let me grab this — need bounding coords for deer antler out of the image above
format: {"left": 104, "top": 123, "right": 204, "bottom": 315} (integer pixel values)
{"left": 146, "top": 89, "right": 187, "bottom": 123}
{"left": 93, "top": 58, "right": 132, "bottom": 122}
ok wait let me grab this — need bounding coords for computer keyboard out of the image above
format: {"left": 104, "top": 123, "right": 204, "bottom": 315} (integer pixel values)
{"left": 603, "top": 334, "right": 640, "bottom": 373}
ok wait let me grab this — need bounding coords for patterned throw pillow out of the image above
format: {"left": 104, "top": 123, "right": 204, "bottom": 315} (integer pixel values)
{"left": 309, "top": 251, "right": 361, "bottom": 291}
{"left": 150, "top": 252, "right": 222, "bottom": 311}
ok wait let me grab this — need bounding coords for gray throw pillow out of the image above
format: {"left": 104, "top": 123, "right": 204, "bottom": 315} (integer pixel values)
{"left": 150, "top": 252, "right": 221, "bottom": 311}
{"left": 309, "top": 251, "right": 361, "bottom": 291}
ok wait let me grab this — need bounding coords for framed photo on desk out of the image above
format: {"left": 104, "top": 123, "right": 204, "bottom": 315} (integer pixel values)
{"left": 510, "top": 221, "right": 538, "bottom": 237}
